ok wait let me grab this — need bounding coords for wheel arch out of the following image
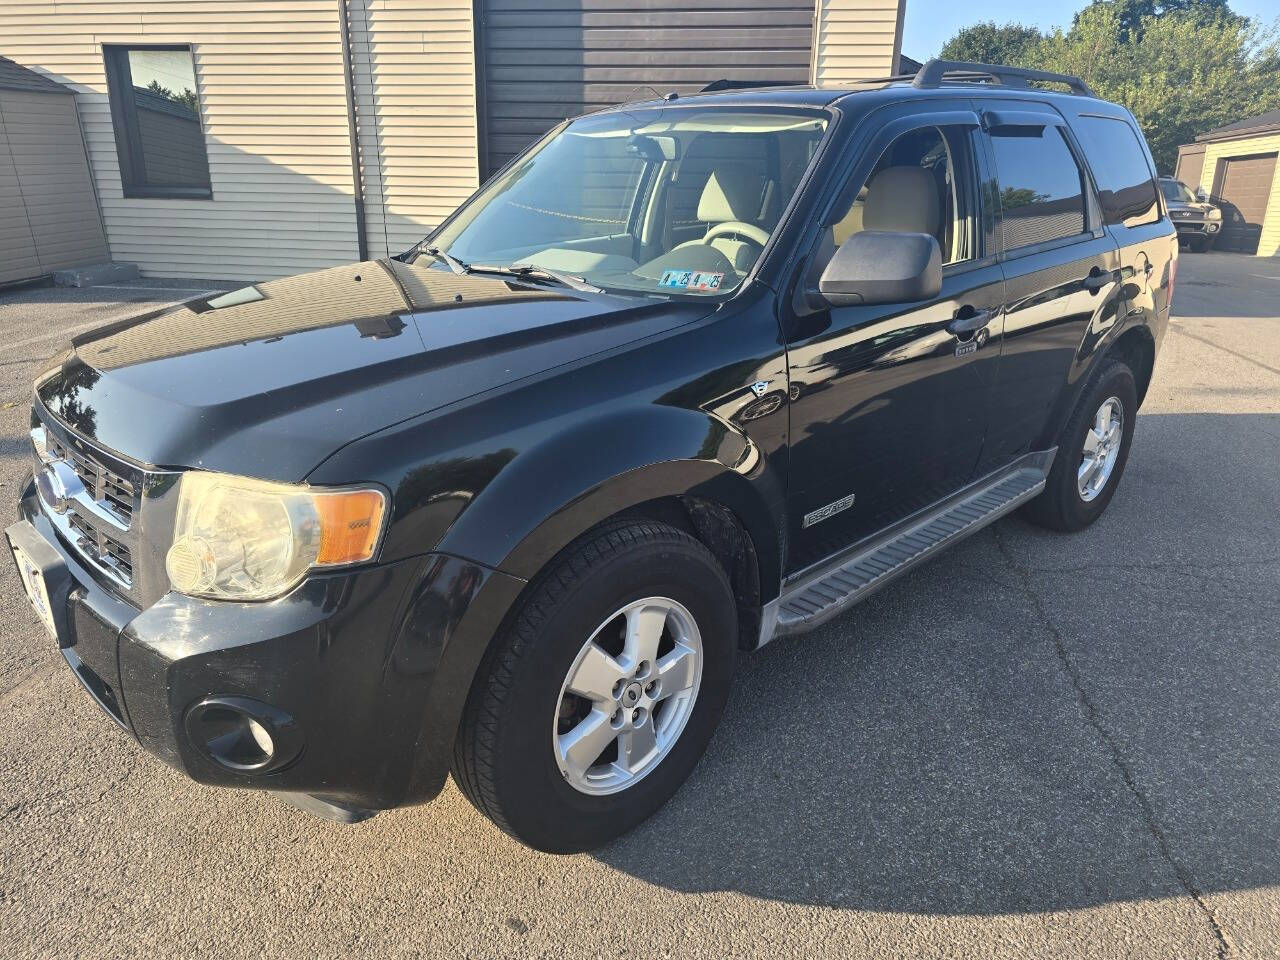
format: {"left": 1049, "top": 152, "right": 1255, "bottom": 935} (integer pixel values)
{"left": 1104, "top": 323, "right": 1156, "bottom": 408}
{"left": 431, "top": 405, "right": 786, "bottom": 620}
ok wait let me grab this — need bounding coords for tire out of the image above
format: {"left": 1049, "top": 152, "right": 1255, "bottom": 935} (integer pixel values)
{"left": 1190, "top": 236, "right": 1209, "bottom": 253}
{"left": 1022, "top": 359, "right": 1138, "bottom": 532}
{"left": 452, "top": 520, "right": 737, "bottom": 853}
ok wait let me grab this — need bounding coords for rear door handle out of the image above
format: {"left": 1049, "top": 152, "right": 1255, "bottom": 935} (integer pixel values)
{"left": 947, "top": 307, "right": 995, "bottom": 336}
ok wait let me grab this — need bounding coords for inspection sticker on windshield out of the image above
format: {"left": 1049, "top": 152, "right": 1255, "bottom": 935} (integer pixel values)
{"left": 659, "top": 270, "right": 723, "bottom": 291}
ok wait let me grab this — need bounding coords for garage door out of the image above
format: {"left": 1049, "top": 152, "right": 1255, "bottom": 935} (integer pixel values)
{"left": 477, "top": 0, "right": 817, "bottom": 179}
{"left": 1213, "top": 152, "right": 1277, "bottom": 254}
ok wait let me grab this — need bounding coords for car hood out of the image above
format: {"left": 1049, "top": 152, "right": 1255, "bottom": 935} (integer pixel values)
{"left": 36, "top": 259, "right": 711, "bottom": 480}
{"left": 1166, "top": 199, "right": 1216, "bottom": 215}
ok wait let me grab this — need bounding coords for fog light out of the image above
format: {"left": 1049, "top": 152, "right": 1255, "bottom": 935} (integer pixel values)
{"left": 184, "top": 696, "right": 302, "bottom": 774}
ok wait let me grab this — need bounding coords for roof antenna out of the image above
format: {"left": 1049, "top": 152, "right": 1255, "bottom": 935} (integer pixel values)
{"left": 623, "top": 84, "right": 664, "bottom": 102}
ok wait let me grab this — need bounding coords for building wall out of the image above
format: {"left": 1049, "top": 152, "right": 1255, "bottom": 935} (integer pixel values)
{"left": 2, "top": 0, "right": 902, "bottom": 279}
{"left": 347, "top": 0, "right": 479, "bottom": 260}
{"left": 1195, "top": 134, "right": 1280, "bottom": 258}
{"left": 813, "top": 0, "right": 903, "bottom": 84}
{"left": 1, "top": 0, "right": 363, "bottom": 280}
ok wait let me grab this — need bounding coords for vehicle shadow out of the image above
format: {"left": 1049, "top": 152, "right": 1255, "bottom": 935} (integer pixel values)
{"left": 595, "top": 411, "right": 1280, "bottom": 915}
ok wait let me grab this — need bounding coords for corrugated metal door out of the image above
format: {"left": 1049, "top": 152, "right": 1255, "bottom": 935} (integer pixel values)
{"left": 477, "top": 0, "right": 818, "bottom": 178}
{"left": 0, "top": 90, "right": 108, "bottom": 284}
{"left": 1212, "top": 152, "right": 1277, "bottom": 254}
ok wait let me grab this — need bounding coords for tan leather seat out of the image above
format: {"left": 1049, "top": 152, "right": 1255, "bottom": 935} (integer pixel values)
{"left": 832, "top": 188, "right": 866, "bottom": 245}
{"left": 863, "top": 165, "right": 942, "bottom": 236}
{"left": 833, "top": 166, "right": 942, "bottom": 247}
{"left": 673, "top": 169, "right": 767, "bottom": 272}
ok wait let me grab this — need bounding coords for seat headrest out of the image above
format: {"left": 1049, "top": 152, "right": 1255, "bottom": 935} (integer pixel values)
{"left": 697, "top": 169, "right": 765, "bottom": 223}
{"left": 863, "top": 166, "right": 941, "bottom": 237}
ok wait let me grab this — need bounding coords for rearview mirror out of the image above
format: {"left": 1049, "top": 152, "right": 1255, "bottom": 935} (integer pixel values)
{"left": 818, "top": 231, "right": 942, "bottom": 307}
{"left": 627, "top": 135, "right": 679, "bottom": 162}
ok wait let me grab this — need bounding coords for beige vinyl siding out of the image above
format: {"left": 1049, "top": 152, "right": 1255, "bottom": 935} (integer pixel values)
{"left": 0, "top": 104, "right": 43, "bottom": 285}
{"left": 1, "top": 0, "right": 361, "bottom": 280}
{"left": 0, "top": 88, "right": 108, "bottom": 283}
{"left": 1197, "top": 134, "right": 1280, "bottom": 258}
{"left": 813, "top": 0, "right": 902, "bottom": 84}
{"left": 347, "top": 0, "right": 479, "bottom": 260}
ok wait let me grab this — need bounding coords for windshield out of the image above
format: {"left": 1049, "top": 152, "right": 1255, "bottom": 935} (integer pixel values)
{"left": 428, "top": 106, "right": 830, "bottom": 297}
{"left": 1161, "top": 179, "right": 1197, "bottom": 203}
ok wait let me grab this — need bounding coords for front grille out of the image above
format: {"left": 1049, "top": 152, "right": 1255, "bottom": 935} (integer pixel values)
{"left": 67, "top": 512, "right": 134, "bottom": 584}
{"left": 45, "top": 431, "right": 135, "bottom": 524}
{"left": 33, "top": 409, "right": 149, "bottom": 596}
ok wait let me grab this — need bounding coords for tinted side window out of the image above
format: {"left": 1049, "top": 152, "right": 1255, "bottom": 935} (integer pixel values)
{"left": 1073, "top": 116, "right": 1159, "bottom": 227}
{"left": 990, "top": 127, "right": 1086, "bottom": 251}
{"left": 829, "top": 124, "right": 979, "bottom": 266}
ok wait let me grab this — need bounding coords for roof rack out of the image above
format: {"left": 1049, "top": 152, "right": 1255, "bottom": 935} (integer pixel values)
{"left": 840, "top": 73, "right": 919, "bottom": 86}
{"left": 911, "top": 59, "right": 1096, "bottom": 97}
{"left": 699, "top": 78, "right": 794, "bottom": 93}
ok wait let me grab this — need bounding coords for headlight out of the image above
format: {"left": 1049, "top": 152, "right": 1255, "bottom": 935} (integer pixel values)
{"left": 165, "top": 472, "right": 387, "bottom": 601}
{"left": 1206, "top": 207, "right": 1222, "bottom": 220}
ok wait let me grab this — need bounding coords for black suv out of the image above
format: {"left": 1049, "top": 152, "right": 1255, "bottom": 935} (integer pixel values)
{"left": 9, "top": 61, "right": 1176, "bottom": 852}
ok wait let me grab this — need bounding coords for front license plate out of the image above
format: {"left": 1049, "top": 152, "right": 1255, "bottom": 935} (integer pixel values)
{"left": 10, "top": 537, "right": 56, "bottom": 638}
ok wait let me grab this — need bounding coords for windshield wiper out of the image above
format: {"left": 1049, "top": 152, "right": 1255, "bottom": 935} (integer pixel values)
{"left": 420, "top": 244, "right": 470, "bottom": 275}
{"left": 469, "top": 263, "right": 603, "bottom": 294}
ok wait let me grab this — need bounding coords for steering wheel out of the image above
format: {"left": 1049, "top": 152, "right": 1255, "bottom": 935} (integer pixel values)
{"left": 702, "top": 220, "right": 771, "bottom": 248}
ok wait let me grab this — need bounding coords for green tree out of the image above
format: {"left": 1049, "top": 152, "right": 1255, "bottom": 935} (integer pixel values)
{"left": 1036, "top": 3, "right": 1280, "bottom": 170}
{"left": 939, "top": 21, "right": 1043, "bottom": 66}
{"left": 935, "top": 1, "right": 1280, "bottom": 173}
{"left": 1089, "top": 0, "right": 1246, "bottom": 42}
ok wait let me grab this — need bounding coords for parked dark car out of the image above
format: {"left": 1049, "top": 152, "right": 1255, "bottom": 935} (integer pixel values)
{"left": 9, "top": 60, "right": 1176, "bottom": 853}
{"left": 1160, "top": 176, "right": 1222, "bottom": 251}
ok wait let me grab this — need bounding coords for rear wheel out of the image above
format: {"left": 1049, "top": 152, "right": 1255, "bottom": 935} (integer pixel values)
{"left": 453, "top": 520, "right": 737, "bottom": 853}
{"left": 1023, "top": 359, "right": 1137, "bottom": 532}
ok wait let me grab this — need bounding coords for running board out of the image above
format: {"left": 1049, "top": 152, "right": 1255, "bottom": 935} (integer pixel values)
{"left": 765, "top": 450, "right": 1055, "bottom": 642}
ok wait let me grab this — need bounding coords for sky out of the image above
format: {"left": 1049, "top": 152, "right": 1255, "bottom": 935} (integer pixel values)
{"left": 901, "top": 0, "right": 1280, "bottom": 59}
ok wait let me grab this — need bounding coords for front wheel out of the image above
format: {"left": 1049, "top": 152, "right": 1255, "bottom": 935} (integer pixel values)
{"left": 453, "top": 520, "right": 737, "bottom": 853}
{"left": 1023, "top": 359, "right": 1137, "bottom": 532}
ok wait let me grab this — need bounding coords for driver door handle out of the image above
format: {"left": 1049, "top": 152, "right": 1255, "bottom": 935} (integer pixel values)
{"left": 947, "top": 306, "right": 995, "bottom": 336}
{"left": 1083, "top": 268, "right": 1114, "bottom": 292}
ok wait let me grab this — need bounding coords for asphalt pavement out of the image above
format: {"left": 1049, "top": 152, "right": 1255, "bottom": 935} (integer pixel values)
{"left": 0, "top": 256, "right": 1277, "bottom": 958}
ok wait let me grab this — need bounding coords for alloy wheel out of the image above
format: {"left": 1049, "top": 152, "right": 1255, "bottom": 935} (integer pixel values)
{"left": 1078, "top": 396, "right": 1125, "bottom": 502}
{"left": 553, "top": 597, "right": 703, "bottom": 795}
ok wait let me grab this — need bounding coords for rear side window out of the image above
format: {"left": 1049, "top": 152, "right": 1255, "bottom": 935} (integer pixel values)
{"left": 1073, "top": 116, "right": 1159, "bottom": 227}
{"left": 990, "top": 127, "right": 1087, "bottom": 251}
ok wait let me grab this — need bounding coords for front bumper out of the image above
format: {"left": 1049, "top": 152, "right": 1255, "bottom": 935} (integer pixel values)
{"left": 12, "top": 480, "right": 525, "bottom": 810}
{"left": 1172, "top": 218, "right": 1221, "bottom": 237}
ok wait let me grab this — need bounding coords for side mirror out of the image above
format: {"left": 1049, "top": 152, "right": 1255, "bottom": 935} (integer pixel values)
{"left": 1195, "top": 187, "right": 1208, "bottom": 202}
{"left": 818, "top": 231, "right": 942, "bottom": 307}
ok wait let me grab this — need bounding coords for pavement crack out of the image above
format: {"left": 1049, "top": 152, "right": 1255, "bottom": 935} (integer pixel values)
{"left": 992, "top": 523, "right": 1236, "bottom": 959}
